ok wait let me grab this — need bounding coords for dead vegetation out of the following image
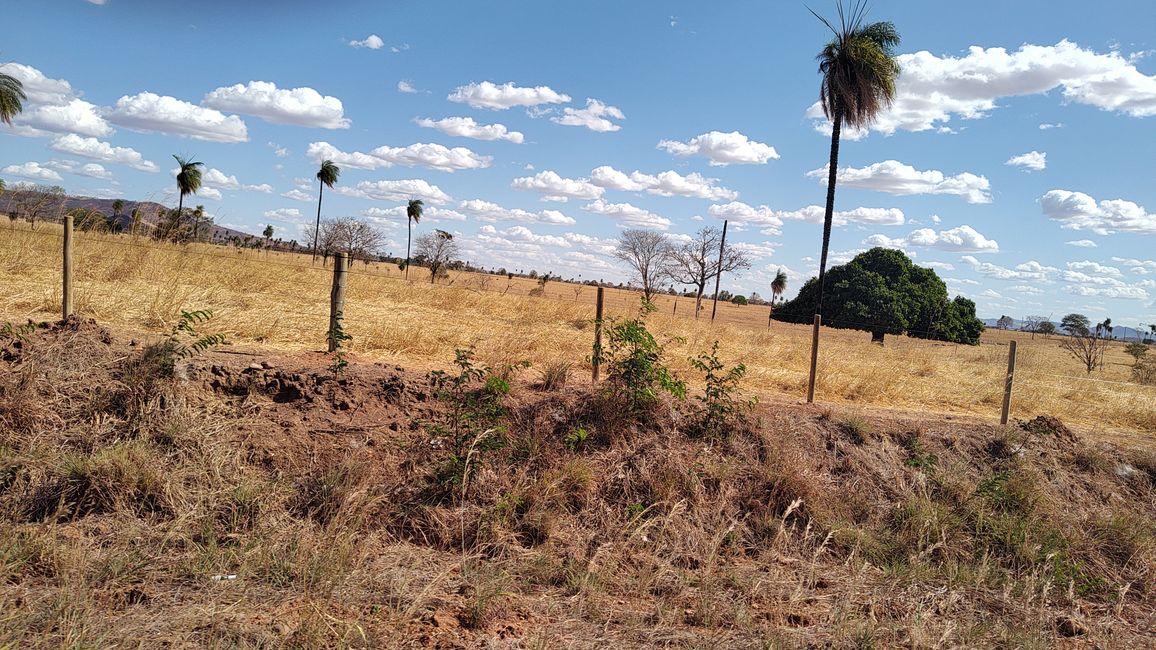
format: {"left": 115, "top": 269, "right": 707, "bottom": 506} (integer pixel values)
{"left": 1, "top": 319, "right": 1153, "bottom": 648}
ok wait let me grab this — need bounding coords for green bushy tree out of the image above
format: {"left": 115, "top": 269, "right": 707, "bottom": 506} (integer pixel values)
{"left": 772, "top": 247, "right": 983, "bottom": 345}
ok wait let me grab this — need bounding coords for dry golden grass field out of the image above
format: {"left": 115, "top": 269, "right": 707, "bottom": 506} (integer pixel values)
{"left": 1, "top": 222, "right": 1153, "bottom": 441}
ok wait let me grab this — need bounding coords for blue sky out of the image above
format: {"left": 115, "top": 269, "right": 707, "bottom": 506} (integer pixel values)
{"left": 3, "top": 0, "right": 1155, "bottom": 326}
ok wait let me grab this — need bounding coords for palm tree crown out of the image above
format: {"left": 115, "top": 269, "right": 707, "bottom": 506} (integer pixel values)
{"left": 317, "top": 159, "right": 340, "bottom": 188}
{"left": 0, "top": 70, "right": 26, "bottom": 126}
{"left": 814, "top": 4, "right": 901, "bottom": 129}
{"left": 404, "top": 199, "right": 424, "bottom": 279}
{"left": 173, "top": 155, "right": 204, "bottom": 240}
{"left": 174, "top": 155, "right": 204, "bottom": 198}
{"left": 407, "top": 199, "right": 424, "bottom": 225}
{"left": 771, "top": 269, "right": 788, "bottom": 303}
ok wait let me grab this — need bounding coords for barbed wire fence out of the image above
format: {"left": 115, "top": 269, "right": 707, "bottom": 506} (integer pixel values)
{"left": 5, "top": 218, "right": 1154, "bottom": 428}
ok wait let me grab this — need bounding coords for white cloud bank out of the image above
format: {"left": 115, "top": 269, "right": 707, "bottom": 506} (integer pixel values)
{"left": 415, "top": 116, "right": 524, "bottom": 143}
{"left": 106, "top": 92, "right": 248, "bottom": 142}
{"left": 864, "top": 225, "right": 999, "bottom": 253}
{"left": 1040, "top": 190, "right": 1156, "bottom": 235}
{"left": 1005, "top": 151, "right": 1047, "bottom": 172}
{"left": 657, "top": 130, "right": 779, "bottom": 166}
{"left": 49, "top": 134, "right": 158, "bottom": 172}
{"left": 808, "top": 160, "right": 992, "bottom": 204}
{"left": 305, "top": 141, "right": 490, "bottom": 172}
{"left": 203, "top": 81, "right": 350, "bottom": 129}
{"left": 448, "top": 81, "right": 571, "bottom": 110}
{"left": 349, "top": 34, "right": 384, "bottom": 49}
{"left": 551, "top": 98, "right": 625, "bottom": 132}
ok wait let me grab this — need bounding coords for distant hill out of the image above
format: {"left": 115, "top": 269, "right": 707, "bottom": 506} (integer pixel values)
{"left": 0, "top": 190, "right": 257, "bottom": 241}
{"left": 983, "top": 318, "right": 1150, "bottom": 341}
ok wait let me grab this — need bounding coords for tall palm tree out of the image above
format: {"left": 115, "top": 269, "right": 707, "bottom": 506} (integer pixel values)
{"left": 806, "top": 1, "right": 899, "bottom": 401}
{"left": 405, "top": 198, "right": 424, "bottom": 280}
{"left": 0, "top": 70, "right": 26, "bottom": 126}
{"left": 812, "top": 2, "right": 900, "bottom": 317}
{"left": 771, "top": 268, "right": 788, "bottom": 304}
{"left": 313, "top": 160, "right": 340, "bottom": 263}
{"left": 173, "top": 155, "right": 204, "bottom": 240}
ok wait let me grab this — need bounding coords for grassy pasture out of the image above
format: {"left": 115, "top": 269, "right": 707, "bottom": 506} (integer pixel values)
{"left": 1, "top": 222, "right": 1152, "bottom": 439}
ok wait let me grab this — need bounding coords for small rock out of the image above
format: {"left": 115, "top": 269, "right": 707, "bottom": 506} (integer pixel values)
{"left": 128, "top": 339, "right": 138, "bottom": 347}
{"left": 261, "top": 361, "right": 272, "bottom": 369}
{"left": 1056, "top": 615, "right": 1087, "bottom": 637}
{"left": 248, "top": 363, "right": 262, "bottom": 371}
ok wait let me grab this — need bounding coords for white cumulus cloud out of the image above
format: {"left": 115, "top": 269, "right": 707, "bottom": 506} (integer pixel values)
{"left": 591, "top": 166, "right": 737, "bottom": 201}
{"left": 397, "top": 80, "right": 419, "bottom": 94}
{"left": 808, "top": 160, "right": 992, "bottom": 204}
{"left": 1005, "top": 151, "right": 1047, "bottom": 172}
{"left": 336, "top": 179, "right": 452, "bottom": 204}
{"left": 1040, "top": 189, "right": 1156, "bottom": 235}
{"left": 550, "top": 98, "right": 625, "bottom": 132}
{"left": 414, "top": 116, "right": 524, "bottom": 143}
{"left": 582, "top": 199, "right": 671, "bottom": 230}
{"left": 961, "top": 256, "right": 1057, "bottom": 281}
{"left": 203, "top": 81, "right": 350, "bottom": 129}
{"left": 48, "top": 134, "right": 158, "bottom": 172}
{"left": 511, "top": 171, "right": 604, "bottom": 202}
{"left": 864, "top": 225, "right": 999, "bottom": 253}
{"left": 459, "top": 199, "right": 576, "bottom": 225}
{"left": 1066, "top": 239, "right": 1097, "bottom": 248}
{"left": 106, "top": 92, "right": 248, "bottom": 142}
{"left": 370, "top": 143, "right": 491, "bottom": 172}
{"left": 448, "top": 81, "right": 571, "bottom": 110}
{"left": 349, "top": 34, "right": 384, "bottom": 49}
{"left": 1, "top": 162, "right": 62, "bottom": 181}
{"left": 264, "top": 208, "right": 304, "bottom": 222}
{"left": 657, "top": 130, "right": 779, "bottom": 166}
{"left": 305, "top": 141, "right": 489, "bottom": 172}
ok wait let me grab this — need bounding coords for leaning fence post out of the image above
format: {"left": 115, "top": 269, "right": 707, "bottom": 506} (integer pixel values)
{"left": 328, "top": 252, "right": 349, "bottom": 352}
{"left": 592, "top": 286, "right": 605, "bottom": 383}
{"left": 1001, "top": 340, "right": 1017, "bottom": 425}
{"left": 62, "top": 215, "right": 74, "bottom": 320}
{"left": 806, "top": 314, "right": 821, "bottom": 403}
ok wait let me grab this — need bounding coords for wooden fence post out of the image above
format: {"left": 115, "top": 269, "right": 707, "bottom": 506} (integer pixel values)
{"left": 1001, "top": 340, "right": 1017, "bottom": 425}
{"left": 62, "top": 215, "right": 74, "bottom": 320}
{"left": 592, "top": 286, "right": 605, "bottom": 383}
{"left": 328, "top": 252, "right": 349, "bottom": 352}
{"left": 806, "top": 314, "right": 821, "bottom": 404}
{"left": 710, "top": 219, "right": 728, "bottom": 322}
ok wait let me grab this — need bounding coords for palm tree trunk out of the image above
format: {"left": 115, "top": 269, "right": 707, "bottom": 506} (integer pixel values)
{"left": 312, "top": 180, "right": 324, "bottom": 263}
{"left": 816, "top": 108, "right": 842, "bottom": 318}
{"left": 405, "top": 219, "right": 412, "bottom": 280}
{"left": 177, "top": 194, "right": 185, "bottom": 242}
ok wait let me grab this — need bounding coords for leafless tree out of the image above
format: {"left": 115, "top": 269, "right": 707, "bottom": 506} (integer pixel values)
{"left": 414, "top": 229, "right": 459, "bottom": 283}
{"left": 613, "top": 229, "right": 674, "bottom": 304}
{"left": 1059, "top": 321, "right": 1110, "bottom": 374}
{"left": 11, "top": 183, "right": 66, "bottom": 229}
{"left": 664, "top": 226, "right": 752, "bottom": 318}
{"left": 303, "top": 216, "right": 384, "bottom": 264}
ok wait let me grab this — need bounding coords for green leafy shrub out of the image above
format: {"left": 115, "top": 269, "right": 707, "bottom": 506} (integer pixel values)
{"left": 688, "top": 340, "right": 755, "bottom": 437}
{"left": 591, "top": 299, "right": 685, "bottom": 415}
{"left": 426, "top": 348, "right": 510, "bottom": 501}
